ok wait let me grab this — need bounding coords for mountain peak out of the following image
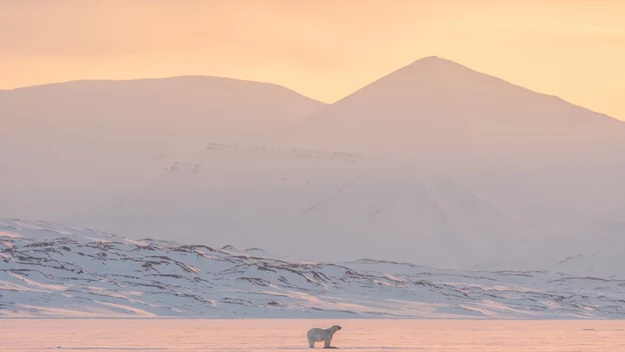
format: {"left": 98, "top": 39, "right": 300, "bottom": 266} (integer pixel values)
{"left": 401, "top": 55, "right": 471, "bottom": 72}
{"left": 339, "top": 56, "right": 491, "bottom": 102}
{"left": 283, "top": 54, "right": 625, "bottom": 161}
{"left": 411, "top": 55, "right": 455, "bottom": 65}
{"left": 397, "top": 55, "right": 490, "bottom": 83}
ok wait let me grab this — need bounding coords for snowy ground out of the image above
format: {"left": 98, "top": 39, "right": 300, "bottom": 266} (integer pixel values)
{"left": 1, "top": 219, "right": 624, "bottom": 319}
{"left": 1, "top": 319, "right": 624, "bottom": 351}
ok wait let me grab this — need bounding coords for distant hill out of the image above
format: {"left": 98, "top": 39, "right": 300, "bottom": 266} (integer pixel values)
{"left": 0, "top": 76, "right": 325, "bottom": 221}
{"left": 1, "top": 75, "right": 324, "bottom": 149}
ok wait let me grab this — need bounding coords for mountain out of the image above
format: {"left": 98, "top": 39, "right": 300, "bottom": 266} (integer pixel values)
{"left": 2, "top": 76, "right": 324, "bottom": 146}
{"left": 46, "top": 57, "right": 625, "bottom": 270}
{"left": 267, "top": 56, "right": 625, "bottom": 267}
{"left": 281, "top": 56, "right": 625, "bottom": 164}
{"left": 1, "top": 57, "right": 624, "bottom": 273}
{"left": 0, "top": 76, "right": 325, "bottom": 221}
{"left": 1, "top": 218, "right": 624, "bottom": 319}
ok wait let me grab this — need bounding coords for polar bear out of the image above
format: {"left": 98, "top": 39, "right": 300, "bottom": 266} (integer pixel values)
{"left": 306, "top": 325, "right": 342, "bottom": 348}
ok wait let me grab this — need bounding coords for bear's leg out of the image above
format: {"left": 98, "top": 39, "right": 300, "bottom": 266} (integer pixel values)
{"left": 308, "top": 337, "right": 315, "bottom": 348}
{"left": 324, "top": 336, "right": 332, "bottom": 348}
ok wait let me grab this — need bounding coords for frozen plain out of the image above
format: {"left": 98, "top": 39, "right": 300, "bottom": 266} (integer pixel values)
{"left": 1, "top": 319, "right": 624, "bottom": 351}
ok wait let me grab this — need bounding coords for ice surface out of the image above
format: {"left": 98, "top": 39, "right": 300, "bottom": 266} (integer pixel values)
{"left": 1, "top": 320, "right": 624, "bottom": 351}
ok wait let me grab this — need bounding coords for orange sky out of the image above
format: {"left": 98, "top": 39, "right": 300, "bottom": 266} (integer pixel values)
{"left": 1, "top": 0, "right": 624, "bottom": 120}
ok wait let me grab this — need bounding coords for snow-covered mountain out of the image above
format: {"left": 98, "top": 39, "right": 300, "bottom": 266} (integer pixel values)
{"left": 1, "top": 57, "right": 624, "bottom": 272}
{"left": 0, "top": 76, "right": 325, "bottom": 221}
{"left": 1, "top": 219, "right": 624, "bottom": 319}
{"left": 282, "top": 56, "right": 625, "bottom": 160}
{"left": 275, "top": 56, "right": 625, "bottom": 263}
{"left": 2, "top": 76, "right": 324, "bottom": 146}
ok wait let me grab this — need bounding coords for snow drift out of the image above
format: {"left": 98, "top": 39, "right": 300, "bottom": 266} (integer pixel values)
{"left": 1, "top": 219, "right": 623, "bottom": 319}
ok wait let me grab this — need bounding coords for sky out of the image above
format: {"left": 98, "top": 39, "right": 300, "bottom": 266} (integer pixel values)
{"left": 1, "top": 0, "right": 624, "bottom": 120}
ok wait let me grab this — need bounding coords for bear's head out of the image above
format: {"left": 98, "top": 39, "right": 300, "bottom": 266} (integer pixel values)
{"left": 331, "top": 325, "right": 342, "bottom": 332}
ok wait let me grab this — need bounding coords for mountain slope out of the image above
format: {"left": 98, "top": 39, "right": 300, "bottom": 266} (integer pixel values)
{"left": 56, "top": 144, "right": 541, "bottom": 268}
{"left": 1, "top": 219, "right": 623, "bottom": 319}
{"left": 0, "top": 76, "right": 326, "bottom": 221}
{"left": 60, "top": 143, "right": 624, "bottom": 272}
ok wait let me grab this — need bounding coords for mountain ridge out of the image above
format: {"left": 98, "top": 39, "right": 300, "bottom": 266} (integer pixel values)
{"left": 2, "top": 75, "right": 325, "bottom": 106}
{"left": 3, "top": 56, "right": 621, "bottom": 123}
{"left": 294, "top": 56, "right": 620, "bottom": 125}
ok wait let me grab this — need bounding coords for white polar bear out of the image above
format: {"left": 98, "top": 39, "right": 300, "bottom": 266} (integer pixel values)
{"left": 306, "top": 325, "right": 342, "bottom": 348}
